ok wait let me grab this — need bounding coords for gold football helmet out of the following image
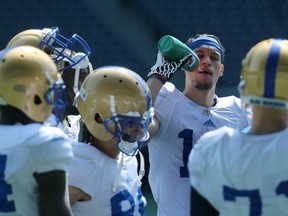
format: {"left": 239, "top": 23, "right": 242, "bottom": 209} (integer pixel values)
{"left": 240, "top": 38, "right": 288, "bottom": 109}
{"left": 7, "top": 27, "right": 92, "bottom": 96}
{"left": 0, "top": 46, "right": 66, "bottom": 122}
{"left": 77, "top": 66, "right": 154, "bottom": 156}
{"left": 6, "top": 26, "right": 91, "bottom": 73}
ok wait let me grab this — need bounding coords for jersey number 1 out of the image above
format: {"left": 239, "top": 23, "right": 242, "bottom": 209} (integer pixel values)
{"left": 178, "top": 129, "right": 193, "bottom": 178}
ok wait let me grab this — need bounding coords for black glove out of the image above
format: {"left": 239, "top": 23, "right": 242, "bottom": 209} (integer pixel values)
{"left": 148, "top": 52, "right": 192, "bottom": 82}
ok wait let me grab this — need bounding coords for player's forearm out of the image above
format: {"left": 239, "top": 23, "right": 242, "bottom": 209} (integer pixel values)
{"left": 147, "top": 77, "right": 164, "bottom": 106}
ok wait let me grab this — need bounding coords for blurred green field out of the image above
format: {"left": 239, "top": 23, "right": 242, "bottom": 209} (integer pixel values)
{"left": 140, "top": 148, "right": 157, "bottom": 215}
{"left": 143, "top": 190, "right": 157, "bottom": 216}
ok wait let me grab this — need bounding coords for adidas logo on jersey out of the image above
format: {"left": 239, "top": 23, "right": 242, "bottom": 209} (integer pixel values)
{"left": 203, "top": 119, "right": 216, "bottom": 128}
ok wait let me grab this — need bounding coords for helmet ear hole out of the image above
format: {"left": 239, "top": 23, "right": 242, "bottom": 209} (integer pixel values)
{"left": 34, "top": 95, "right": 42, "bottom": 105}
{"left": 95, "top": 113, "right": 103, "bottom": 124}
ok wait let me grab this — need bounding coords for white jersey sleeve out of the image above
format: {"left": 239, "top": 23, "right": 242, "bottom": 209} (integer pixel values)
{"left": 189, "top": 126, "right": 288, "bottom": 216}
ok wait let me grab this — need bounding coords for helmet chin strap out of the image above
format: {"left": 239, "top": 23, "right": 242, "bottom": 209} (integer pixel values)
{"left": 111, "top": 149, "right": 145, "bottom": 193}
{"left": 73, "top": 67, "right": 80, "bottom": 94}
{"left": 71, "top": 52, "right": 90, "bottom": 94}
{"left": 72, "top": 92, "right": 80, "bottom": 107}
{"left": 118, "top": 139, "right": 138, "bottom": 156}
{"left": 110, "top": 96, "right": 137, "bottom": 156}
{"left": 71, "top": 54, "right": 93, "bottom": 107}
{"left": 112, "top": 152, "right": 124, "bottom": 193}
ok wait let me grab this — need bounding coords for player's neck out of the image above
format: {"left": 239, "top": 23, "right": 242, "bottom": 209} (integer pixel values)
{"left": 92, "top": 137, "right": 120, "bottom": 159}
{"left": 0, "top": 106, "right": 36, "bottom": 125}
{"left": 249, "top": 107, "right": 288, "bottom": 134}
{"left": 183, "top": 87, "right": 216, "bottom": 107}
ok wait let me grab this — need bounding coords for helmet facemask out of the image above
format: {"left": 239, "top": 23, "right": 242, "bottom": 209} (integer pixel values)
{"left": 102, "top": 96, "right": 154, "bottom": 156}
{"left": 40, "top": 27, "right": 91, "bottom": 72}
{"left": 45, "top": 72, "right": 67, "bottom": 122}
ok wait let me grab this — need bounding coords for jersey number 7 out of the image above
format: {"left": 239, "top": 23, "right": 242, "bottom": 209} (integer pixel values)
{"left": 223, "top": 181, "right": 288, "bottom": 216}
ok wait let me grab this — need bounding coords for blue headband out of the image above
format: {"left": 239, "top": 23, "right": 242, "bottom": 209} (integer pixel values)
{"left": 188, "top": 36, "right": 224, "bottom": 62}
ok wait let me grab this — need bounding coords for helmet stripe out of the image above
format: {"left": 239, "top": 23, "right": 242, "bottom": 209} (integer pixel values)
{"left": 264, "top": 39, "right": 283, "bottom": 98}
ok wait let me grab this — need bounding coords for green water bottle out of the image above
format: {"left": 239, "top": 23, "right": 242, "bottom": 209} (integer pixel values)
{"left": 158, "top": 35, "right": 199, "bottom": 71}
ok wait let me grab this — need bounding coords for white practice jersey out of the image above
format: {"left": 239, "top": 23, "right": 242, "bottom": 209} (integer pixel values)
{"left": 68, "top": 142, "right": 146, "bottom": 216}
{"left": 148, "top": 82, "right": 250, "bottom": 216}
{"left": 0, "top": 123, "right": 73, "bottom": 216}
{"left": 188, "top": 126, "right": 288, "bottom": 216}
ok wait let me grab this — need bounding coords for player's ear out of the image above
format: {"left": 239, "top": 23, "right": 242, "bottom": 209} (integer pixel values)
{"left": 220, "top": 64, "right": 224, "bottom": 76}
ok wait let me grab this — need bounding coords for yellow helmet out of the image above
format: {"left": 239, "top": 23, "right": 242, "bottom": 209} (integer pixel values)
{"left": 0, "top": 46, "right": 66, "bottom": 122}
{"left": 7, "top": 29, "right": 44, "bottom": 48}
{"left": 240, "top": 38, "right": 288, "bottom": 109}
{"left": 6, "top": 27, "right": 91, "bottom": 72}
{"left": 77, "top": 66, "right": 154, "bottom": 156}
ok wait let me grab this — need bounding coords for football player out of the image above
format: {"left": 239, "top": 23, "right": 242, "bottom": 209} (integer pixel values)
{"left": 188, "top": 38, "right": 288, "bottom": 215}
{"left": 146, "top": 34, "right": 251, "bottom": 216}
{"left": 0, "top": 46, "right": 73, "bottom": 216}
{"left": 68, "top": 66, "right": 154, "bottom": 216}
{"left": 6, "top": 27, "right": 92, "bottom": 140}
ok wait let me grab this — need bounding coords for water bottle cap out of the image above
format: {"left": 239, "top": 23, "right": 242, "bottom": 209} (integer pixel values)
{"left": 158, "top": 35, "right": 175, "bottom": 53}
